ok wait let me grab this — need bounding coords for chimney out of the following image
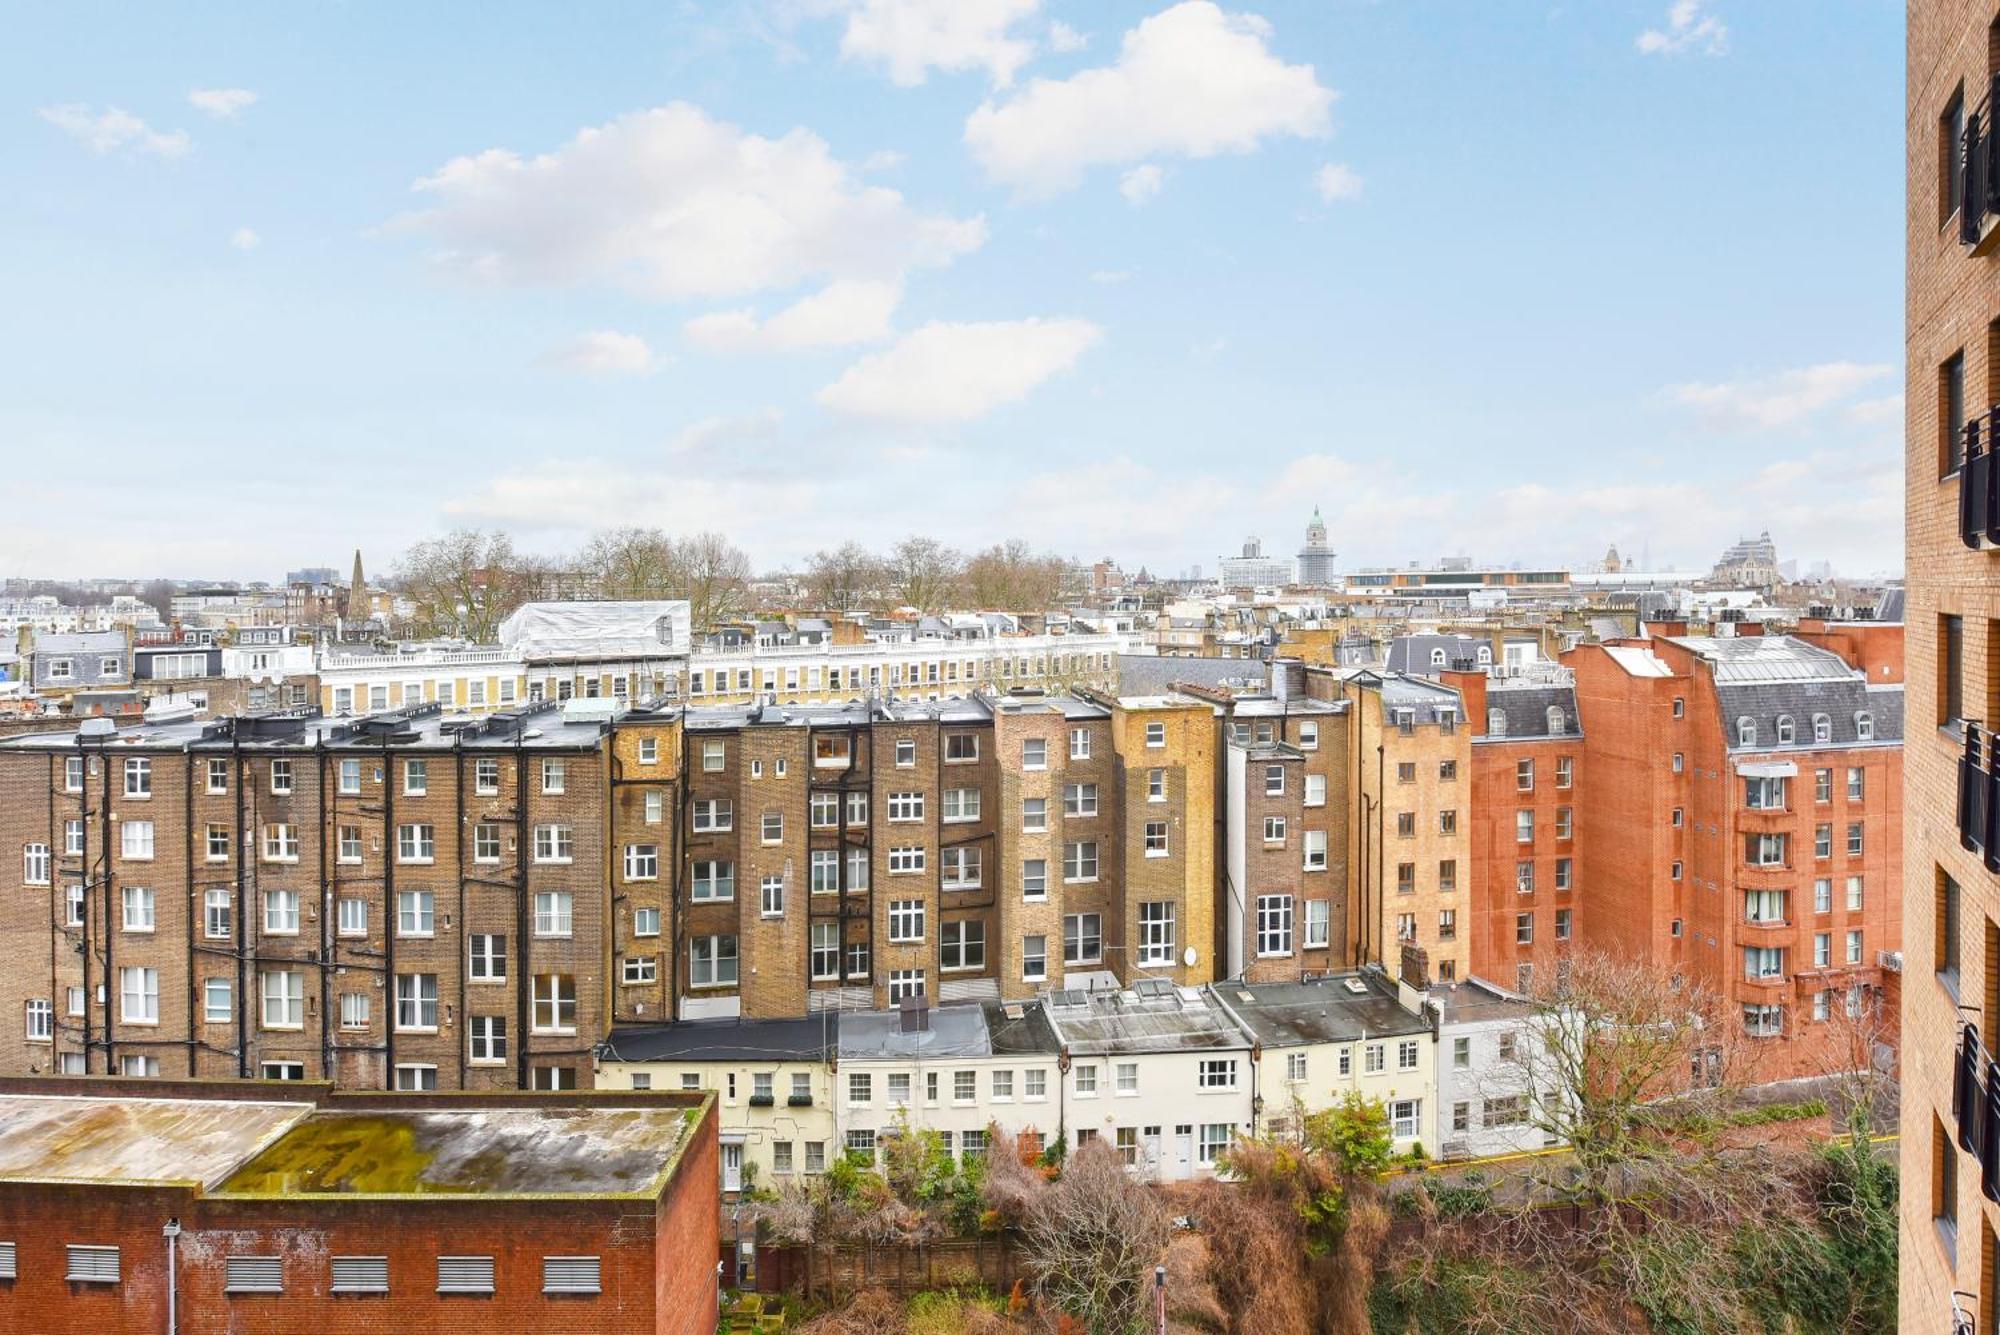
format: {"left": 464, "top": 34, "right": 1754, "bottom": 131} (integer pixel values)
{"left": 898, "top": 992, "right": 929, "bottom": 1034}
{"left": 1642, "top": 619, "right": 1689, "bottom": 639}
{"left": 1439, "top": 668, "right": 1487, "bottom": 735}
{"left": 1736, "top": 620, "right": 1765, "bottom": 638}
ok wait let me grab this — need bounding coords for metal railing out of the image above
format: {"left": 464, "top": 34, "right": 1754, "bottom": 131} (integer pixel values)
{"left": 1958, "top": 724, "right": 2000, "bottom": 867}
{"left": 1963, "top": 77, "right": 2000, "bottom": 248}
{"left": 1953, "top": 1021, "right": 2000, "bottom": 1205}
{"left": 1961, "top": 410, "right": 2000, "bottom": 549}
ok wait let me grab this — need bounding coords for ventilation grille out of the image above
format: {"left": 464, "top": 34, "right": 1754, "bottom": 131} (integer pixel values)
{"left": 224, "top": 1256, "right": 283, "bottom": 1293}
{"left": 542, "top": 1255, "right": 602, "bottom": 1294}
{"left": 437, "top": 1255, "right": 495, "bottom": 1294}
{"left": 65, "top": 1245, "right": 119, "bottom": 1283}
{"left": 330, "top": 1255, "right": 388, "bottom": 1293}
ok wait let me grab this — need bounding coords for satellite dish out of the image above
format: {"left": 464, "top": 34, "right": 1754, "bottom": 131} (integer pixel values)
{"left": 1183, "top": 947, "right": 1197, "bottom": 967}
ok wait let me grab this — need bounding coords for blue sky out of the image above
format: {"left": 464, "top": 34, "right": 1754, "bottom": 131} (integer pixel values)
{"left": 0, "top": 1, "right": 1903, "bottom": 582}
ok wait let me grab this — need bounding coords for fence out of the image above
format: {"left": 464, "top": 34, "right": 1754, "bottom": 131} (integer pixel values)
{"left": 749, "top": 1237, "right": 1025, "bottom": 1300}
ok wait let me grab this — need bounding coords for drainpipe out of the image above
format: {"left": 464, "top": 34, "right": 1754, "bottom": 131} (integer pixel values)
{"left": 162, "top": 1217, "right": 180, "bottom": 1335}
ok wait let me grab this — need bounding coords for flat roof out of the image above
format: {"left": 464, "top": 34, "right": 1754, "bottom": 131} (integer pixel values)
{"left": 0, "top": 1094, "right": 311, "bottom": 1188}
{"left": 605, "top": 1015, "right": 835, "bottom": 1064}
{"left": 1212, "top": 974, "right": 1428, "bottom": 1048}
{"left": 216, "top": 1104, "right": 693, "bottom": 1198}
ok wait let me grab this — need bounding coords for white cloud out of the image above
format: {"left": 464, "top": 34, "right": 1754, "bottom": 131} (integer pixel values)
{"left": 188, "top": 88, "right": 257, "bottom": 118}
{"left": 1845, "top": 393, "right": 1904, "bottom": 426}
{"left": 839, "top": 0, "right": 1041, "bottom": 88}
{"left": 1047, "top": 20, "right": 1087, "bottom": 53}
{"left": 1637, "top": 1, "right": 1728, "bottom": 56}
{"left": 684, "top": 278, "right": 903, "bottom": 351}
{"left": 38, "top": 104, "right": 189, "bottom": 159}
{"left": 1662, "top": 361, "right": 1894, "bottom": 430}
{"left": 668, "top": 407, "right": 785, "bottom": 457}
{"left": 860, "top": 148, "right": 907, "bottom": 171}
{"left": 229, "top": 227, "right": 261, "bottom": 251}
{"left": 1119, "top": 164, "right": 1165, "bottom": 206}
{"left": 538, "top": 330, "right": 660, "bottom": 375}
{"left": 393, "top": 102, "right": 986, "bottom": 300}
{"left": 817, "top": 317, "right": 1102, "bottom": 423}
{"left": 1312, "top": 162, "right": 1363, "bottom": 203}
{"left": 965, "top": 1, "right": 1333, "bottom": 197}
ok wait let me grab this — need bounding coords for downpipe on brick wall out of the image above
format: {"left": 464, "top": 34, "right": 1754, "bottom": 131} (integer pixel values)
{"left": 162, "top": 1217, "right": 180, "bottom": 1335}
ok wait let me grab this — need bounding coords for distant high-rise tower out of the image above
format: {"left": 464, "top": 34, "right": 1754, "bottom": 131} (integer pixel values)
{"left": 1296, "top": 506, "right": 1337, "bottom": 586}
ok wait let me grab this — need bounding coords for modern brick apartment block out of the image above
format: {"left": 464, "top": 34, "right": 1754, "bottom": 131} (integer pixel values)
{"left": 0, "top": 704, "right": 614, "bottom": 1092}
{"left": 1318, "top": 670, "right": 1472, "bottom": 984}
{"left": 1907, "top": 1, "right": 2000, "bottom": 1323}
{"left": 1446, "top": 669, "right": 1584, "bottom": 993}
{"left": 1567, "top": 632, "right": 1902, "bottom": 1083}
{"left": 0, "top": 1078, "right": 718, "bottom": 1335}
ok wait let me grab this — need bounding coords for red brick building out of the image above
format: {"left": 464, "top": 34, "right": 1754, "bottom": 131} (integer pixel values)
{"left": 0, "top": 1077, "right": 718, "bottom": 1333}
{"left": 1567, "top": 631, "right": 1903, "bottom": 1081}
{"left": 1448, "top": 670, "right": 1583, "bottom": 994}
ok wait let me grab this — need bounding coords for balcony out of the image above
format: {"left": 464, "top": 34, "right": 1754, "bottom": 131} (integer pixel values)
{"left": 1962, "top": 411, "right": 2000, "bottom": 548}
{"left": 1952, "top": 1022, "right": 2000, "bottom": 1205}
{"left": 1958, "top": 724, "right": 2000, "bottom": 866}
{"left": 1963, "top": 80, "right": 2000, "bottom": 254}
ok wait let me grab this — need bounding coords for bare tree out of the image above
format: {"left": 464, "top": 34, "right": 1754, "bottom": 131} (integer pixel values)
{"left": 1021, "top": 1138, "right": 1167, "bottom": 1335}
{"left": 805, "top": 542, "right": 885, "bottom": 613}
{"left": 1816, "top": 982, "right": 1897, "bottom": 1141}
{"left": 885, "top": 535, "right": 963, "bottom": 613}
{"left": 578, "top": 526, "right": 679, "bottom": 601}
{"left": 676, "top": 531, "right": 752, "bottom": 632}
{"left": 1507, "top": 950, "right": 1742, "bottom": 1207}
{"left": 963, "top": 539, "right": 1068, "bottom": 611}
{"left": 393, "top": 529, "right": 537, "bottom": 641}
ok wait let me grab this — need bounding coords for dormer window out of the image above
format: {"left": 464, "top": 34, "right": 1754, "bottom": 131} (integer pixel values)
{"left": 1545, "top": 706, "right": 1565, "bottom": 735}
{"left": 1855, "top": 712, "right": 1874, "bottom": 741}
{"left": 1775, "top": 715, "right": 1795, "bottom": 745}
{"left": 1811, "top": 714, "right": 1831, "bottom": 744}
{"left": 1736, "top": 717, "right": 1756, "bottom": 748}
{"left": 1488, "top": 708, "right": 1507, "bottom": 737}
{"left": 1430, "top": 648, "right": 1447, "bottom": 667}
{"left": 1476, "top": 646, "right": 1492, "bottom": 664}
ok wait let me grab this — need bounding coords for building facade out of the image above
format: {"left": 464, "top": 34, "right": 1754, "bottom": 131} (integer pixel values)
{"left": 1905, "top": 1, "right": 2000, "bottom": 1325}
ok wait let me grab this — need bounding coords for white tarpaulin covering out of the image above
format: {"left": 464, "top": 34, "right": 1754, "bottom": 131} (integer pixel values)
{"left": 498, "top": 601, "right": 690, "bottom": 660}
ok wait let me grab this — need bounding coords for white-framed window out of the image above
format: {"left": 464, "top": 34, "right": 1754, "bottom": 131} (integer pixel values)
{"left": 941, "top": 845, "right": 982, "bottom": 889}
{"left": 264, "top": 888, "right": 300, "bottom": 934}
{"left": 1064, "top": 840, "right": 1098, "bottom": 882}
{"left": 121, "top": 822, "right": 154, "bottom": 861}
{"left": 22, "top": 842, "right": 49, "bottom": 885}
{"left": 888, "top": 791, "right": 924, "bottom": 822}
{"left": 25, "top": 997, "right": 53, "bottom": 1041}
{"left": 691, "top": 800, "right": 732, "bottom": 832}
{"left": 1138, "top": 901, "right": 1175, "bottom": 965}
{"left": 941, "top": 919, "right": 985, "bottom": 970}
{"left": 946, "top": 732, "right": 979, "bottom": 762}
{"left": 1022, "top": 737, "right": 1048, "bottom": 769}
{"left": 1022, "top": 857, "right": 1048, "bottom": 899}
{"left": 889, "top": 899, "right": 925, "bottom": 943}
{"left": 1264, "top": 815, "right": 1287, "bottom": 844}
{"left": 202, "top": 887, "right": 232, "bottom": 939}
{"left": 540, "top": 758, "right": 565, "bottom": 794}
{"left": 398, "top": 889, "right": 435, "bottom": 937}
{"left": 810, "top": 923, "right": 840, "bottom": 980}
{"left": 692, "top": 859, "right": 735, "bottom": 901}
{"left": 124, "top": 756, "right": 151, "bottom": 798}
{"left": 1022, "top": 797, "right": 1048, "bottom": 832}
{"left": 403, "top": 759, "right": 428, "bottom": 796}
{"left": 533, "top": 973, "right": 578, "bottom": 1030}
{"left": 1304, "top": 899, "right": 1330, "bottom": 948}
{"left": 624, "top": 843, "right": 659, "bottom": 880}
{"left": 1256, "top": 894, "right": 1293, "bottom": 956}
{"left": 889, "top": 969, "right": 925, "bottom": 1002}
{"left": 261, "top": 969, "right": 304, "bottom": 1028}
{"left": 1069, "top": 726, "right": 1092, "bottom": 760}
{"left": 1144, "top": 820, "right": 1170, "bottom": 857}
{"left": 469, "top": 1015, "right": 507, "bottom": 1063}
{"left": 1390, "top": 1099, "right": 1421, "bottom": 1140}
{"left": 473, "top": 758, "right": 500, "bottom": 795}
{"left": 1075, "top": 1063, "right": 1098, "bottom": 1096}
{"left": 1023, "top": 934, "right": 1048, "bottom": 981}
{"left": 202, "top": 978, "right": 232, "bottom": 1024}
{"left": 701, "top": 740, "right": 726, "bottom": 772}
{"left": 889, "top": 845, "right": 925, "bottom": 874}
{"left": 534, "top": 890, "right": 573, "bottom": 936}
{"left": 337, "top": 897, "right": 367, "bottom": 937}
{"left": 895, "top": 738, "right": 916, "bottom": 766}
{"left": 690, "top": 936, "right": 739, "bottom": 988}
{"left": 396, "top": 823, "right": 434, "bottom": 863}
{"left": 644, "top": 790, "right": 665, "bottom": 824}
{"left": 1063, "top": 783, "right": 1098, "bottom": 817}
{"left": 1303, "top": 829, "right": 1328, "bottom": 871}
{"left": 1146, "top": 721, "right": 1167, "bottom": 748}
{"left": 1063, "top": 912, "right": 1101, "bottom": 964}
{"left": 942, "top": 787, "right": 981, "bottom": 822}
{"left": 1198, "top": 1058, "right": 1238, "bottom": 1090}
{"left": 1149, "top": 768, "right": 1167, "bottom": 801}
{"left": 1265, "top": 764, "right": 1285, "bottom": 797}
{"left": 394, "top": 973, "right": 438, "bottom": 1030}
{"left": 120, "top": 885, "right": 155, "bottom": 932}
{"left": 533, "top": 824, "right": 573, "bottom": 861}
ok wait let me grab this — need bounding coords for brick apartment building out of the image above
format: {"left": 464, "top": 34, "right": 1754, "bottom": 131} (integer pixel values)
{"left": 1567, "top": 630, "right": 1902, "bottom": 1082}
{"left": 1446, "top": 669, "right": 1585, "bottom": 994}
{"left": 0, "top": 1077, "right": 717, "bottom": 1334}
{"left": 1906, "top": 0, "right": 2000, "bottom": 1325}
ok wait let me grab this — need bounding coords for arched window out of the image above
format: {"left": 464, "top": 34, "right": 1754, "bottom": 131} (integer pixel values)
{"left": 1488, "top": 707, "right": 1507, "bottom": 737}
{"left": 1547, "top": 706, "right": 1566, "bottom": 734}
{"left": 1855, "top": 712, "right": 1874, "bottom": 741}
{"left": 1476, "top": 646, "right": 1493, "bottom": 664}
{"left": 1775, "top": 715, "right": 1795, "bottom": 745}
{"left": 1736, "top": 717, "right": 1756, "bottom": 748}
{"left": 1812, "top": 714, "right": 1831, "bottom": 743}
{"left": 1430, "top": 647, "right": 1448, "bottom": 667}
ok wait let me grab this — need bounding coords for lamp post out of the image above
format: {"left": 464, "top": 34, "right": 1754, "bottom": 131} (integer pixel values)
{"left": 1154, "top": 1263, "right": 1166, "bottom": 1335}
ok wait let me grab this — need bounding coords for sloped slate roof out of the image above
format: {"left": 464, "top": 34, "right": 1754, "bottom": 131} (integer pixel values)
{"left": 1482, "top": 685, "right": 1581, "bottom": 740}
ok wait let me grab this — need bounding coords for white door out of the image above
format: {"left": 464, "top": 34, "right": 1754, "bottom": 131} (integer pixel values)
{"left": 1172, "top": 1126, "right": 1193, "bottom": 1181}
{"left": 721, "top": 1141, "right": 744, "bottom": 1193}
{"left": 1142, "top": 1128, "right": 1162, "bottom": 1178}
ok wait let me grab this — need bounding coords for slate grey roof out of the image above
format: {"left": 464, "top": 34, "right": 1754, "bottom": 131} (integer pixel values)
{"left": 603, "top": 1015, "right": 835, "bottom": 1064}
{"left": 1873, "top": 588, "right": 1905, "bottom": 623}
{"left": 1480, "top": 684, "right": 1581, "bottom": 741}
{"left": 1714, "top": 679, "right": 1903, "bottom": 751}
{"left": 1118, "top": 655, "right": 1266, "bottom": 696}
{"left": 983, "top": 1001, "right": 1062, "bottom": 1057}
{"left": 1386, "top": 634, "right": 1488, "bottom": 676}
{"left": 1364, "top": 672, "right": 1463, "bottom": 725}
{"left": 840, "top": 1003, "right": 992, "bottom": 1060}
{"left": 1210, "top": 974, "right": 1427, "bottom": 1049}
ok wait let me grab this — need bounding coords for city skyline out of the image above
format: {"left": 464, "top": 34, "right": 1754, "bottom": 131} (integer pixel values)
{"left": 0, "top": 2, "right": 1900, "bottom": 580}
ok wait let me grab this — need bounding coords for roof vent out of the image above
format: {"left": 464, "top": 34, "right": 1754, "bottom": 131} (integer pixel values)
{"left": 1343, "top": 978, "right": 1369, "bottom": 995}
